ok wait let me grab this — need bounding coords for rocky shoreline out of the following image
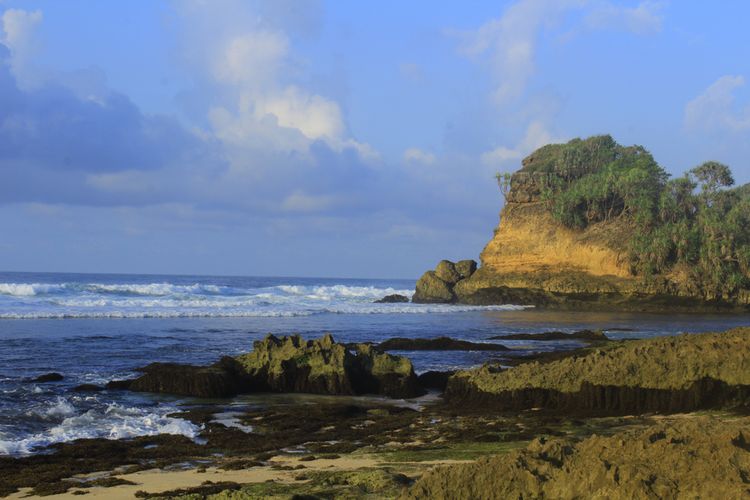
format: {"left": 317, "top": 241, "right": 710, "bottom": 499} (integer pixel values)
{"left": 2, "top": 327, "right": 750, "bottom": 498}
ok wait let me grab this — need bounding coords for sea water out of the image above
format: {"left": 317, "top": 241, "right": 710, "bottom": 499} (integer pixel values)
{"left": 0, "top": 271, "right": 747, "bottom": 456}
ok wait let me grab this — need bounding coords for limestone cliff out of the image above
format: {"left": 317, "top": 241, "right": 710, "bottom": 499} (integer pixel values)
{"left": 414, "top": 136, "right": 750, "bottom": 311}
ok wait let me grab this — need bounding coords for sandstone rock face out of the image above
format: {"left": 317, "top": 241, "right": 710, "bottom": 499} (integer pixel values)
{"left": 403, "top": 416, "right": 750, "bottom": 499}
{"left": 125, "top": 334, "right": 424, "bottom": 399}
{"left": 412, "top": 271, "right": 455, "bottom": 303}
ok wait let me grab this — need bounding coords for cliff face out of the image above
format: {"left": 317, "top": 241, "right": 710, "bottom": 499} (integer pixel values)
{"left": 479, "top": 202, "right": 629, "bottom": 279}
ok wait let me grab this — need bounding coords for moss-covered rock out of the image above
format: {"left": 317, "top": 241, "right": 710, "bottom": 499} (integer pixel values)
{"left": 435, "top": 260, "right": 461, "bottom": 285}
{"left": 403, "top": 416, "right": 750, "bottom": 499}
{"left": 446, "top": 327, "right": 750, "bottom": 413}
{"left": 236, "top": 334, "right": 356, "bottom": 395}
{"left": 412, "top": 271, "right": 455, "bottom": 303}
{"left": 124, "top": 334, "right": 423, "bottom": 399}
{"left": 454, "top": 259, "right": 477, "bottom": 279}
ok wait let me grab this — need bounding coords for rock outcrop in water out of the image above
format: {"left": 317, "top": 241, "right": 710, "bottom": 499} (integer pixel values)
{"left": 414, "top": 136, "right": 750, "bottom": 310}
{"left": 122, "top": 334, "right": 423, "bottom": 399}
{"left": 412, "top": 259, "right": 477, "bottom": 304}
{"left": 403, "top": 416, "right": 750, "bottom": 499}
{"left": 445, "top": 327, "right": 750, "bottom": 413}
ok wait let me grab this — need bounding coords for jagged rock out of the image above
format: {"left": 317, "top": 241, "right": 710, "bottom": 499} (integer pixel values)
{"left": 434, "top": 260, "right": 461, "bottom": 285}
{"left": 412, "top": 271, "right": 455, "bottom": 304}
{"left": 374, "top": 294, "right": 410, "bottom": 303}
{"left": 32, "top": 373, "right": 64, "bottom": 383}
{"left": 454, "top": 259, "right": 477, "bottom": 279}
{"left": 236, "top": 334, "right": 356, "bottom": 395}
{"left": 445, "top": 327, "right": 750, "bottom": 413}
{"left": 377, "top": 337, "right": 508, "bottom": 351}
{"left": 120, "top": 334, "right": 424, "bottom": 399}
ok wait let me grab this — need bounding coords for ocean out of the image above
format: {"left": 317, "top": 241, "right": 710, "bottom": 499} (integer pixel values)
{"left": 1, "top": 271, "right": 747, "bottom": 456}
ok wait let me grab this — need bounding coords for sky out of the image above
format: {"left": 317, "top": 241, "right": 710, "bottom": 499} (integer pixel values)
{"left": 0, "top": 0, "right": 748, "bottom": 279}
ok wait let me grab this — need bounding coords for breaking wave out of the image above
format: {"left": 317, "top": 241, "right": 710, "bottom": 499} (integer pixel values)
{"left": 0, "top": 280, "right": 529, "bottom": 319}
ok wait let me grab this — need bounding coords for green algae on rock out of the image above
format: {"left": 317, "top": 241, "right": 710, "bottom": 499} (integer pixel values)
{"left": 125, "top": 334, "right": 424, "bottom": 399}
{"left": 446, "top": 327, "right": 750, "bottom": 413}
{"left": 403, "top": 416, "right": 750, "bottom": 500}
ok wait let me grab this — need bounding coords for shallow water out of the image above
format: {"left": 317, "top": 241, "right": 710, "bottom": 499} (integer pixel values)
{"left": 0, "top": 271, "right": 748, "bottom": 456}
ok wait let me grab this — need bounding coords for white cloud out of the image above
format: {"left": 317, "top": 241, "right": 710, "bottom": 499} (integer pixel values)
{"left": 585, "top": 1, "right": 664, "bottom": 35}
{"left": 1, "top": 8, "right": 42, "bottom": 87}
{"left": 281, "top": 190, "right": 335, "bottom": 213}
{"left": 684, "top": 75, "right": 750, "bottom": 132}
{"left": 456, "top": 0, "right": 584, "bottom": 105}
{"left": 403, "top": 147, "right": 436, "bottom": 165}
{"left": 456, "top": 0, "right": 664, "bottom": 106}
{"left": 213, "top": 30, "right": 289, "bottom": 87}
{"left": 481, "top": 121, "right": 561, "bottom": 167}
{"left": 177, "top": 4, "right": 376, "bottom": 161}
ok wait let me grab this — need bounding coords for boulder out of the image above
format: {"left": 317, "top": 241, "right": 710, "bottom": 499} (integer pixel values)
{"left": 33, "top": 373, "right": 64, "bottom": 383}
{"left": 352, "top": 344, "right": 424, "bottom": 399}
{"left": 72, "top": 384, "right": 104, "bottom": 392}
{"left": 455, "top": 259, "right": 477, "bottom": 279}
{"left": 374, "top": 294, "right": 410, "bottom": 303}
{"left": 434, "top": 260, "right": 461, "bottom": 285}
{"left": 412, "top": 271, "right": 455, "bottom": 304}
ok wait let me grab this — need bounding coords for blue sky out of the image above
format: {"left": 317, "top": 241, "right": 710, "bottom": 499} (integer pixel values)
{"left": 0, "top": 0, "right": 748, "bottom": 278}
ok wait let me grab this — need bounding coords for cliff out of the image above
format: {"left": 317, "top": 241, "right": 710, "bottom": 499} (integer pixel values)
{"left": 414, "top": 136, "right": 750, "bottom": 311}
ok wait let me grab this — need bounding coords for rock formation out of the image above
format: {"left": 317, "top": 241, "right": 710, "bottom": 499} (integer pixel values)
{"left": 412, "top": 259, "right": 477, "bottom": 303}
{"left": 403, "top": 416, "right": 750, "bottom": 499}
{"left": 374, "top": 294, "right": 410, "bottom": 303}
{"left": 413, "top": 136, "right": 750, "bottom": 310}
{"left": 121, "top": 334, "right": 424, "bottom": 399}
{"left": 445, "top": 327, "right": 750, "bottom": 413}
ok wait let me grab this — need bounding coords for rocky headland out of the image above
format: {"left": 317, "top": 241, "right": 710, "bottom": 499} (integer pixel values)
{"left": 413, "top": 136, "right": 750, "bottom": 311}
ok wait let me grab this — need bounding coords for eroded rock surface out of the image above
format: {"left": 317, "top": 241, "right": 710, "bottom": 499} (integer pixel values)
{"left": 446, "top": 327, "right": 750, "bottom": 413}
{"left": 404, "top": 416, "right": 750, "bottom": 499}
{"left": 125, "top": 334, "right": 423, "bottom": 399}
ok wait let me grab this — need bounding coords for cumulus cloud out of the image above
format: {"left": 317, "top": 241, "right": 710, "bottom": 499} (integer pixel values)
{"left": 403, "top": 148, "right": 436, "bottom": 165}
{"left": 481, "top": 121, "right": 561, "bottom": 167}
{"left": 1, "top": 7, "right": 42, "bottom": 87}
{"left": 176, "top": 2, "right": 375, "bottom": 160}
{"left": 684, "top": 75, "right": 750, "bottom": 132}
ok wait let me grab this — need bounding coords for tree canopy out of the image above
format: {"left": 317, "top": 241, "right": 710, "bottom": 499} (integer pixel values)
{"left": 498, "top": 135, "right": 750, "bottom": 297}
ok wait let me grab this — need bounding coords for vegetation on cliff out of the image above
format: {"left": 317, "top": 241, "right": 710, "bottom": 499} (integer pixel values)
{"left": 497, "top": 135, "right": 750, "bottom": 299}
